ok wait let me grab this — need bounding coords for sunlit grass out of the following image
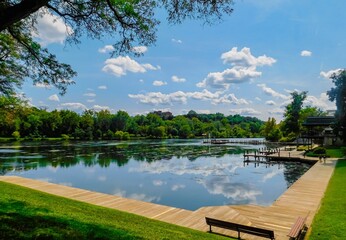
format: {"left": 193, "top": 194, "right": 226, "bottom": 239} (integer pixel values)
{"left": 0, "top": 181, "right": 228, "bottom": 240}
{"left": 308, "top": 159, "right": 346, "bottom": 240}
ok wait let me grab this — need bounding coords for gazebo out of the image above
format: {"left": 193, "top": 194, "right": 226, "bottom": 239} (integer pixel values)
{"left": 301, "top": 116, "right": 336, "bottom": 146}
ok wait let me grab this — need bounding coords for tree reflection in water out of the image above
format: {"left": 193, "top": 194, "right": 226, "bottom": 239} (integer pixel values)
{"left": 0, "top": 139, "right": 313, "bottom": 210}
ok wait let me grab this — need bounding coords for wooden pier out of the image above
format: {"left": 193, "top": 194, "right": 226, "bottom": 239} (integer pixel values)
{"left": 203, "top": 139, "right": 267, "bottom": 145}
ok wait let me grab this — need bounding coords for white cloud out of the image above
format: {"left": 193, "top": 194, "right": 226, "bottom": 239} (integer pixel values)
{"left": 98, "top": 85, "right": 107, "bottom": 90}
{"left": 132, "top": 46, "right": 148, "bottom": 54}
{"left": 172, "top": 38, "right": 182, "bottom": 44}
{"left": 33, "top": 9, "right": 72, "bottom": 46}
{"left": 300, "top": 50, "right": 312, "bottom": 57}
{"left": 102, "top": 56, "right": 159, "bottom": 77}
{"left": 129, "top": 90, "right": 249, "bottom": 107}
{"left": 92, "top": 105, "right": 110, "bottom": 111}
{"left": 171, "top": 184, "right": 186, "bottom": 191}
{"left": 171, "top": 75, "right": 186, "bottom": 83}
{"left": 229, "top": 108, "right": 261, "bottom": 116}
{"left": 268, "top": 108, "right": 284, "bottom": 115}
{"left": 87, "top": 99, "right": 95, "bottom": 103}
{"left": 188, "top": 89, "right": 222, "bottom": 101}
{"left": 60, "top": 102, "right": 87, "bottom": 111}
{"left": 129, "top": 91, "right": 188, "bottom": 105}
{"left": 257, "top": 83, "right": 290, "bottom": 100}
{"left": 98, "top": 45, "right": 115, "bottom": 53}
{"left": 153, "top": 180, "right": 166, "bottom": 186}
{"left": 153, "top": 80, "right": 167, "bottom": 86}
{"left": 265, "top": 100, "right": 276, "bottom": 106}
{"left": 197, "top": 47, "right": 276, "bottom": 89}
{"left": 113, "top": 189, "right": 160, "bottom": 203}
{"left": 84, "top": 92, "right": 96, "bottom": 97}
{"left": 221, "top": 47, "right": 276, "bottom": 67}
{"left": 35, "top": 82, "right": 51, "bottom": 89}
{"left": 48, "top": 94, "right": 59, "bottom": 102}
{"left": 200, "top": 176, "right": 262, "bottom": 204}
{"left": 211, "top": 93, "right": 249, "bottom": 105}
{"left": 305, "top": 93, "right": 336, "bottom": 110}
{"left": 197, "top": 67, "right": 262, "bottom": 89}
{"left": 255, "top": 97, "right": 262, "bottom": 101}
{"left": 197, "top": 110, "right": 211, "bottom": 114}
{"left": 320, "top": 68, "right": 343, "bottom": 80}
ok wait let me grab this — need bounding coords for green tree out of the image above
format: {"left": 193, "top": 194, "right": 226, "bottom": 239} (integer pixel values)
{"left": 0, "top": 0, "right": 234, "bottom": 95}
{"left": 79, "top": 110, "right": 94, "bottom": 140}
{"left": 112, "top": 110, "right": 130, "bottom": 132}
{"left": 262, "top": 117, "right": 282, "bottom": 142}
{"left": 59, "top": 109, "right": 79, "bottom": 136}
{"left": 327, "top": 69, "right": 346, "bottom": 141}
{"left": 281, "top": 91, "right": 307, "bottom": 138}
{"left": 94, "top": 110, "right": 112, "bottom": 138}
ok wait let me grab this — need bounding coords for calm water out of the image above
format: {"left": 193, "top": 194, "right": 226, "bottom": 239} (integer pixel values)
{"left": 0, "top": 139, "right": 312, "bottom": 210}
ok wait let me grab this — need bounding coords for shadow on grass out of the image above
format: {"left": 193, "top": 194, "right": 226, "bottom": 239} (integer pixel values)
{"left": 0, "top": 200, "right": 141, "bottom": 240}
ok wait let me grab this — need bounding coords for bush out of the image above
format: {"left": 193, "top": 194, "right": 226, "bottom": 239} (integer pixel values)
{"left": 114, "top": 131, "right": 124, "bottom": 140}
{"left": 12, "top": 131, "right": 20, "bottom": 140}
{"left": 297, "top": 146, "right": 309, "bottom": 151}
{"left": 61, "top": 134, "right": 70, "bottom": 140}
{"left": 122, "top": 132, "right": 130, "bottom": 140}
{"left": 313, "top": 147, "right": 327, "bottom": 154}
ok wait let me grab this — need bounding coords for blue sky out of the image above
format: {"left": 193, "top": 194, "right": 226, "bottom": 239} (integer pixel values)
{"left": 22, "top": 0, "right": 345, "bottom": 121}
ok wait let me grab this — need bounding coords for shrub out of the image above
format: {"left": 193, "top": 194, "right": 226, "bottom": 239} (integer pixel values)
{"left": 12, "top": 131, "right": 20, "bottom": 140}
{"left": 114, "top": 131, "right": 124, "bottom": 140}
{"left": 313, "top": 147, "right": 327, "bottom": 154}
{"left": 61, "top": 134, "right": 70, "bottom": 140}
{"left": 297, "top": 146, "right": 309, "bottom": 151}
{"left": 122, "top": 132, "right": 130, "bottom": 140}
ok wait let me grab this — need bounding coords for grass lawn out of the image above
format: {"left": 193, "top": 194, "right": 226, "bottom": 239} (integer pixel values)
{"left": 308, "top": 159, "right": 346, "bottom": 240}
{"left": 0, "top": 181, "right": 228, "bottom": 240}
{"left": 326, "top": 147, "right": 346, "bottom": 158}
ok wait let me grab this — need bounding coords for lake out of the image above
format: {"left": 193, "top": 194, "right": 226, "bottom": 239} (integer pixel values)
{"left": 0, "top": 139, "right": 313, "bottom": 210}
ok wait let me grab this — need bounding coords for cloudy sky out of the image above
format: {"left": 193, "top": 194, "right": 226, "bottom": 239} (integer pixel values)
{"left": 23, "top": 0, "right": 345, "bottom": 121}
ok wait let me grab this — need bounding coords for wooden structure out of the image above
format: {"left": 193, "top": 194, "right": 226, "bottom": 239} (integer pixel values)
{"left": 287, "top": 216, "right": 308, "bottom": 239}
{"left": 206, "top": 217, "right": 275, "bottom": 239}
{"left": 301, "top": 116, "right": 335, "bottom": 146}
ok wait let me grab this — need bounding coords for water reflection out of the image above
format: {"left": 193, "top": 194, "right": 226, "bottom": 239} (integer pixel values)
{"left": 0, "top": 140, "right": 313, "bottom": 210}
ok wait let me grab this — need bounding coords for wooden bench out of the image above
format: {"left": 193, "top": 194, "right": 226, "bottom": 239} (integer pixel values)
{"left": 205, "top": 217, "right": 275, "bottom": 239}
{"left": 287, "top": 216, "right": 307, "bottom": 239}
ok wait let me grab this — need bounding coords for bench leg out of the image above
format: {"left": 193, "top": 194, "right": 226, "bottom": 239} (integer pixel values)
{"left": 209, "top": 225, "right": 212, "bottom": 233}
{"left": 238, "top": 230, "right": 240, "bottom": 239}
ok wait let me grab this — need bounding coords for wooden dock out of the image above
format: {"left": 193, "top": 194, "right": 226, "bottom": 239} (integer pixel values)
{"left": 0, "top": 152, "right": 337, "bottom": 239}
{"left": 203, "top": 139, "right": 267, "bottom": 145}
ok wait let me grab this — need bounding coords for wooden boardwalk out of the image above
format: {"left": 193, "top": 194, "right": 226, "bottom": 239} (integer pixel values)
{"left": 0, "top": 150, "right": 337, "bottom": 239}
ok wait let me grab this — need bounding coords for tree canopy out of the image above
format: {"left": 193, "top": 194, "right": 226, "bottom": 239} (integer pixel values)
{"left": 281, "top": 91, "right": 307, "bottom": 137}
{"left": 327, "top": 69, "right": 346, "bottom": 141}
{"left": 0, "top": 95, "right": 264, "bottom": 140}
{"left": 0, "top": 0, "right": 234, "bottom": 95}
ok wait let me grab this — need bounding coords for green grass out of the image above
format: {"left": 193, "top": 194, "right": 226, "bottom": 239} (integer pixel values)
{"left": 305, "top": 146, "right": 346, "bottom": 158}
{"left": 326, "top": 147, "right": 346, "bottom": 158}
{"left": 308, "top": 159, "right": 346, "bottom": 240}
{"left": 0, "top": 181, "right": 228, "bottom": 240}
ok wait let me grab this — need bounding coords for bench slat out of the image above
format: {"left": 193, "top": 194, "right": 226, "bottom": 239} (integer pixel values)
{"left": 287, "top": 216, "right": 307, "bottom": 238}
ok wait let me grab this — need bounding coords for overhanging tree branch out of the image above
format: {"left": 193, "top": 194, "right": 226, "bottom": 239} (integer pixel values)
{"left": 0, "top": 0, "right": 49, "bottom": 31}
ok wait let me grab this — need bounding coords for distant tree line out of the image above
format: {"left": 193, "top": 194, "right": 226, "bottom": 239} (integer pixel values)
{"left": 0, "top": 96, "right": 264, "bottom": 140}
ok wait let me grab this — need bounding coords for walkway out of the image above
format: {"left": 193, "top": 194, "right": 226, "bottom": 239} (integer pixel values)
{"left": 0, "top": 149, "right": 337, "bottom": 239}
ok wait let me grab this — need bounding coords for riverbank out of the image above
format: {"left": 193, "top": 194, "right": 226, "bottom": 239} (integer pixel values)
{"left": 0, "top": 180, "right": 228, "bottom": 240}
